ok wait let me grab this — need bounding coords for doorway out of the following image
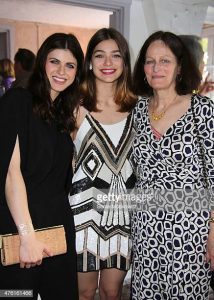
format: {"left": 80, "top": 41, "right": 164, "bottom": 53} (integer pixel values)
{"left": 0, "top": 30, "right": 10, "bottom": 59}
{"left": 54, "top": 0, "right": 132, "bottom": 39}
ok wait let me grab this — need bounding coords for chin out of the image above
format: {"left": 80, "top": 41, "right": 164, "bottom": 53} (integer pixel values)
{"left": 53, "top": 86, "right": 67, "bottom": 93}
{"left": 150, "top": 85, "right": 165, "bottom": 90}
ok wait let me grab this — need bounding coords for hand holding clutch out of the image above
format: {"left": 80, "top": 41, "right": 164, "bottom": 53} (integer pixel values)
{"left": 0, "top": 225, "right": 67, "bottom": 266}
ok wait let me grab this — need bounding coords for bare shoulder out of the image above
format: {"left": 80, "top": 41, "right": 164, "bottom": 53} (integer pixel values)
{"left": 71, "top": 105, "right": 88, "bottom": 140}
{"left": 75, "top": 105, "right": 88, "bottom": 129}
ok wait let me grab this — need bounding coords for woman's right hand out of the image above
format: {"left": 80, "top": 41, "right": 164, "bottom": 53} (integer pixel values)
{"left": 19, "top": 232, "right": 53, "bottom": 268}
{"left": 199, "top": 73, "right": 214, "bottom": 95}
{"left": 206, "top": 225, "right": 214, "bottom": 270}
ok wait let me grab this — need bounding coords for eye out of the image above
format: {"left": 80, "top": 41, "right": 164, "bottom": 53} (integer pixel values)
{"left": 145, "top": 60, "right": 154, "bottom": 65}
{"left": 160, "top": 59, "right": 170, "bottom": 64}
{"left": 66, "top": 63, "right": 75, "bottom": 69}
{"left": 94, "top": 54, "right": 104, "bottom": 59}
{"left": 112, "top": 53, "right": 122, "bottom": 59}
{"left": 49, "top": 59, "right": 59, "bottom": 64}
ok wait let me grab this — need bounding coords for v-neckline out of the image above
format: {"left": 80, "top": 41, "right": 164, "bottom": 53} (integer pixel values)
{"left": 86, "top": 112, "right": 132, "bottom": 155}
{"left": 146, "top": 95, "right": 193, "bottom": 142}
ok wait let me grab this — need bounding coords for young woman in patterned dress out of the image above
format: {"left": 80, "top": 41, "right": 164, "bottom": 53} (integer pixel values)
{"left": 131, "top": 31, "right": 214, "bottom": 299}
{"left": 69, "top": 28, "right": 137, "bottom": 300}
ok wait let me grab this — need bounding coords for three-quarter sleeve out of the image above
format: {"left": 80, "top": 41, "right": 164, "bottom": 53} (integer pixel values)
{"left": 200, "top": 98, "right": 214, "bottom": 187}
{"left": 0, "top": 88, "right": 31, "bottom": 204}
{"left": 195, "top": 96, "right": 214, "bottom": 210}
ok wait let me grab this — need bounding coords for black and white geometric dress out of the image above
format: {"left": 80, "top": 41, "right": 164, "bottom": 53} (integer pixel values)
{"left": 69, "top": 112, "right": 136, "bottom": 272}
{"left": 131, "top": 94, "right": 214, "bottom": 300}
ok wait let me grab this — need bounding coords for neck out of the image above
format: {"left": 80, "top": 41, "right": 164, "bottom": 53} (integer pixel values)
{"left": 150, "top": 91, "right": 178, "bottom": 122}
{"left": 96, "top": 98, "right": 119, "bottom": 111}
{"left": 96, "top": 77, "right": 117, "bottom": 91}
{"left": 152, "top": 90, "right": 178, "bottom": 109}
{"left": 96, "top": 82, "right": 117, "bottom": 107}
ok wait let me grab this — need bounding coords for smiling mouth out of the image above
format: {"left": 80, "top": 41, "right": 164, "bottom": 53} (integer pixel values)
{"left": 52, "top": 76, "right": 67, "bottom": 83}
{"left": 100, "top": 69, "right": 116, "bottom": 75}
{"left": 152, "top": 76, "right": 164, "bottom": 79}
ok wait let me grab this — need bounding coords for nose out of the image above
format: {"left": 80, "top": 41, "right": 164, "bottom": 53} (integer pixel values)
{"left": 58, "top": 64, "right": 65, "bottom": 75}
{"left": 153, "top": 62, "right": 160, "bottom": 72}
{"left": 103, "top": 56, "right": 112, "bottom": 66}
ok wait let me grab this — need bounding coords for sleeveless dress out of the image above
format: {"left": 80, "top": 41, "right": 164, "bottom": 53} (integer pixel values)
{"left": 131, "top": 94, "right": 214, "bottom": 300}
{"left": 69, "top": 112, "right": 136, "bottom": 272}
{"left": 0, "top": 88, "right": 78, "bottom": 299}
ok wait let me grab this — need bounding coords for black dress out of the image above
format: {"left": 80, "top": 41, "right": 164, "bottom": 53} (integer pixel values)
{"left": 0, "top": 88, "right": 78, "bottom": 300}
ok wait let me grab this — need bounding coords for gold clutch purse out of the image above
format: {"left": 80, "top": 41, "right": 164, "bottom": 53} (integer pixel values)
{"left": 0, "top": 225, "right": 67, "bottom": 266}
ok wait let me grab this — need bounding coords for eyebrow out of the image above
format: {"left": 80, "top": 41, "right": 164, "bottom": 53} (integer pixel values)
{"left": 48, "top": 57, "right": 77, "bottom": 65}
{"left": 145, "top": 55, "right": 173, "bottom": 59}
{"left": 93, "top": 49, "right": 120, "bottom": 54}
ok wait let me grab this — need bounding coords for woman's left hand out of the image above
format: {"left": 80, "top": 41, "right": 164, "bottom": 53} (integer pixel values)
{"left": 206, "top": 225, "right": 214, "bottom": 269}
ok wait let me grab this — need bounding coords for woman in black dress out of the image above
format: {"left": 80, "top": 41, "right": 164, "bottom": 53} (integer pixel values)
{"left": 0, "top": 33, "right": 83, "bottom": 299}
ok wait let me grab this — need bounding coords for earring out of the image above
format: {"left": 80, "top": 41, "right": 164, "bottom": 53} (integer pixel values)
{"left": 89, "top": 63, "right": 92, "bottom": 70}
{"left": 144, "top": 76, "right": 148, "bottom": 84}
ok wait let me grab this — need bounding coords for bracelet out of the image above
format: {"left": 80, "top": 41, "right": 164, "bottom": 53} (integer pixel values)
{"left": 17, "top": 222, "right": 34, "bottom": 236}
{"left": 209, "top": 217, "right": 214, "bottom": 224}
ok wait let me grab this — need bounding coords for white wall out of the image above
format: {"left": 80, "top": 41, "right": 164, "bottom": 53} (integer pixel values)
{"left": 128, "top": 0, "right": 213, "bottom": 63}
{"left": 0, "top": 0, "right": 111, "bottom": 28}
{"left": 129, "top": 0, "right": 148, "bottom": 66}
{"left": 153, "top": 0, "right": 209, "bottom": 35}
{"left": 206, "top": 6, "right": 214, "bottom": 24}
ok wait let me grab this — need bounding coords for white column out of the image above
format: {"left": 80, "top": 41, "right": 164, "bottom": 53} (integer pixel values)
{"left": 128, "top": 0, "right": 211, "bottom": 67}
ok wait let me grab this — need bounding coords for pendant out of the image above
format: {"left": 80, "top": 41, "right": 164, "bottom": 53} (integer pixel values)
{"left": 151, "top": 111, "right": 165, "bottom": 121}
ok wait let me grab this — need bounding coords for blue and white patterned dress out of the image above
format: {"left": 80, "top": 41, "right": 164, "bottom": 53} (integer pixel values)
{"left": 131, "top": 94, "right": 214, "bottom": 300}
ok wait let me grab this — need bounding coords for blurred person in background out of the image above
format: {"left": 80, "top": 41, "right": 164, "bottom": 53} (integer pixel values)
{"left": 179, "top": 35, "right": 214, "bottom": 96}
{"left": 0, "top": 58, "right": 15, "bottom": 92}
{"left": 11, "top": 48, "right": 36, "bottom": 89}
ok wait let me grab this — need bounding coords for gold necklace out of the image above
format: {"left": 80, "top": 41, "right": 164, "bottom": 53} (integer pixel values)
{"left": 151, "top": 110, "right": 165, "bottom": 121}
{"left": 151, "top": 95, "right": 177, "bottom": 121}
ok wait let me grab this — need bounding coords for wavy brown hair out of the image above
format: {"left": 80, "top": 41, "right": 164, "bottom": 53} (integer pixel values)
{"left": 82, "top": 28, "right": 137, "bottom": 112}
{"left": 28, "top": 33, "right": 84, "bottom": 133}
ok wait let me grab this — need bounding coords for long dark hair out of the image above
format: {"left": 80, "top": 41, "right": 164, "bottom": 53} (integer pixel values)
{"left": 82, "top": 27, "right": 137, "bottom": 112}
{"left": 133, "top": 31, "right": 202, "bottom": 96}
{"left": 28, "top": 33, "right": 84, "bottom": 133}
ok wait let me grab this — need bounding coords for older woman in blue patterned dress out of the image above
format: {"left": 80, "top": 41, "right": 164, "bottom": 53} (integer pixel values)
{"left": 131, "top": 31, "right": 214, "bottom": 300}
